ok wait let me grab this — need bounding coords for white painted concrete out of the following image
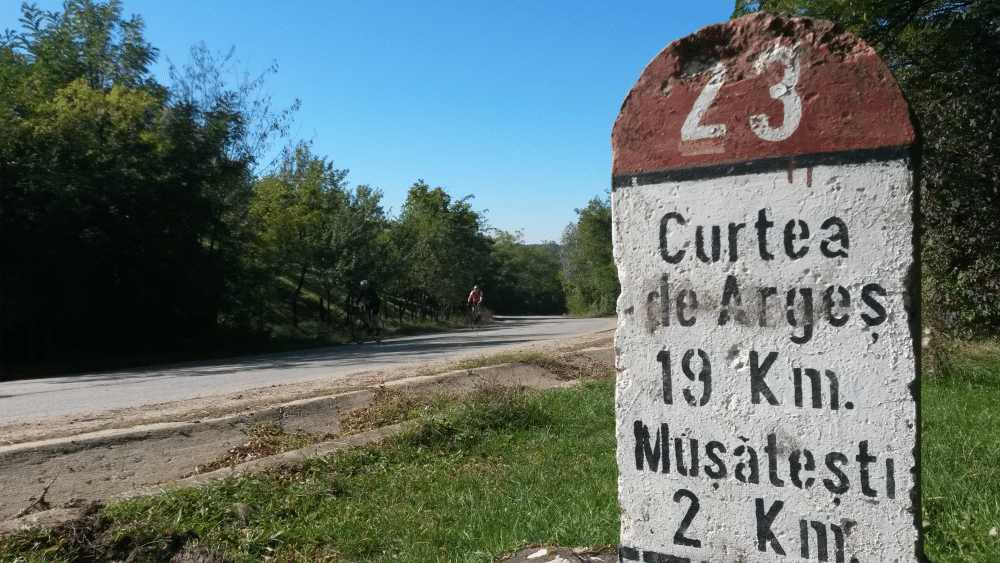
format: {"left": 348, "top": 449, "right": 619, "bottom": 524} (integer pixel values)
{"left": 614, "top": 159, "right": 917, "bottom": 562}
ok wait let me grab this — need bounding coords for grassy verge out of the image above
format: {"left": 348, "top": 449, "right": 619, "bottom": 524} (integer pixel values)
{"left": 921, "top": 340, "right": 1000, "bottom": 562}
{"left": 0, "top": 377, "right": 618, "bottom": 562}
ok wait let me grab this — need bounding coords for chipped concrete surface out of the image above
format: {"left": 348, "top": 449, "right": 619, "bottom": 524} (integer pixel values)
{"left": 612, "top": 12, "right": 919, "bottom": 563}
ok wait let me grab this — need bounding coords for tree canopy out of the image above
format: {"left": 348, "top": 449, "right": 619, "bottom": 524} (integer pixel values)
{"left": 0, "top": 0, "right": 293, "bottom": 367}
{"left": 485, "top": 231, "right": 565, "bottom": 315}
{"left": 0, "top": 1, "right": 609, "bottom": 377}
{"left": 560, "top": 195, "right": 619, "bottom": 317}
{"left": 392, "top": 182, "right": 492, "bottom": 317}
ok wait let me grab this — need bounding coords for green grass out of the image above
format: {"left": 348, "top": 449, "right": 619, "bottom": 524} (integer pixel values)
{"left": 921, "top": 341, "right": 1000, "bottom": 562}
{"left": 0, "top": 380, "right": 618, "bottom": 562}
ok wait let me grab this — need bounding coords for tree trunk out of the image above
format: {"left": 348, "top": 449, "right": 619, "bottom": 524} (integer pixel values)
{"left": 291, "top": 264, "right": 307, "bottom": 328}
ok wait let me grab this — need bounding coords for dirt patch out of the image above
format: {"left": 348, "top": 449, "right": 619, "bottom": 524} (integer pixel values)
{"left": 0, "top": 333, "right": 615, "bottom": 528}
{"left": 2, "top": 331, "right": 613, "bottom": 447}
{"left": 497, "top": 544, "right": 619, "bottom": 562}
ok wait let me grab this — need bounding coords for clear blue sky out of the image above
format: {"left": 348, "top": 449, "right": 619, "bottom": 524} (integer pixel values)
{"left": 3, "top": 0, "right": 737, "bottom": 243}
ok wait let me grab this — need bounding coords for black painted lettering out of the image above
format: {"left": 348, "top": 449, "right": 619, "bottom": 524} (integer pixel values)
{"left": 759, "top": 287, "right": 777, "bottom": 327}
{"left": 755, "top": 209, "right": 775, "bottom": 260}
{"left": 764, "top": 433, "right": 785, "bottom": 487}
{"left": 682, "top": 349, "right": 712, "bottom": 406}
{"left": 755, "top": 498, "right": 786, "bottom": 555}
{"left": 634, "top": 420, "right": 667, "bottom": 473}
{"left": 861, "top": 283, "right": 888, "bottom": 326}
{"left": 823, "top": 452, "right": 850, "bottom": 495}
{"left": 660, "top": 212, "right": 686, "bottom": 264}
{"left": 820, "top": 216, "right": 850, "bottom": 258}
{"left": 830, "top": 523, "right": 847, "bottom": 563}
{"left": 728, "top": 222, "right": 746, "bottom": 262}
{"left": 856, "top": 440, "right": 878, "bottom": 497}
{"left": 643, "top": 552, "right": 688, "bottom": 563}
{"left": 823, "top": 285, "right": 851, "bottom": 327}
{"left": 826, "top": 369, "right": 840, "bottom": 410}
{"left": 674, "top": 437, "right": 699, "bottom": 477}
{"left": 786, "top": 288, "right": 814, "bottom": 344}
{"left": 677, "top": 290, "right": 698, "bottom": 327}
{"left": 800, "top": 520, "right": 829, "bottom": 561}
{"left": 705, "top": 441, "right": 727, "bottom": 479}
{"left": 789, "top": 449, "right": 816, "bottom": 489}
{"left": 718, "top": 275, "right": 749, "bottom": 326}
{"left": 734, "top": 439, "right": 760, "bottom": 484}
{"left": 657, "top": 350, "right": 672, "bottom": 405}
{"left": 794, "top": 367, "right": 823, "bottom": 408}
{"left": 802, "top": 520, "right": 848, "bottom": 563}
{"left": 750, "top": 351, "right": 780, "bottom": 405}
{"left": 696, "top": 225, "right": 722, "bottom": 263}
{"left": 618, "top": 547, "right": 639, "bottom": 561}
{"left": 784, "top": 219, "right": 810, "bottom": 259}
{"left": 673, "top": 489, "right": 702, "bottom": 548}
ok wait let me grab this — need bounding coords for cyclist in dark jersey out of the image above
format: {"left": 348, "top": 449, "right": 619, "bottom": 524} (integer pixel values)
{"left": 357, "top": 279, "right": 381, "bottom": 316}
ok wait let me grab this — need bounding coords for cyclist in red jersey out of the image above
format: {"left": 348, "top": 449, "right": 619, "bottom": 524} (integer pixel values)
{"left": 467, "top": 285, "right": 483, "bottom": 306}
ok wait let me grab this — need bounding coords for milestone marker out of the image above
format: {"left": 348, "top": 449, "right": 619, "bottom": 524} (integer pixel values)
{"left": 612, "top": 13, "right": 920, "bottom": 563}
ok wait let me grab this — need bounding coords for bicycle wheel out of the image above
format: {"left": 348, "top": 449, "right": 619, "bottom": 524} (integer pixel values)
{"left": 351, "top": 313, "right": 367, "bottom": 344}
{"left": 372, "top": 315, "right": 384, "bottom": 342}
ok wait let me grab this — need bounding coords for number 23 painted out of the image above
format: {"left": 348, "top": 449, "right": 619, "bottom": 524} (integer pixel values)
{"left": 681, "top": 45, "right": 802, "bottom": 142}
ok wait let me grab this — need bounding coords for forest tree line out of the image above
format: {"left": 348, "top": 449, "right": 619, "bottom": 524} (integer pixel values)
{"left": 0, "top": 0, "right": 612, "bottom": 376}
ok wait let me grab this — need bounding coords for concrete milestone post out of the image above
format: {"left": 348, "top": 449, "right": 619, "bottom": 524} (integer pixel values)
{"left": 612, "top": 13, "right": 920, "bottom": 563}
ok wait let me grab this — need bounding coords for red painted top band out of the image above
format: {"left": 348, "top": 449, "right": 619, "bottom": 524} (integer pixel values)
{"left": 612, "top": 13, "right": 915, "bottom": 176}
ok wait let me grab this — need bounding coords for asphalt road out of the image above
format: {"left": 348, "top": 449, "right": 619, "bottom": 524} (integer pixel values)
{"left": 0, "top": 316, "right": 616, "bottom": 428}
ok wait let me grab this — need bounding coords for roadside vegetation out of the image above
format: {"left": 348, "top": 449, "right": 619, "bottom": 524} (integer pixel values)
{"left": 921, "top": 340, "right": 1000, "bottom": 562}
{"left": 559, "top": 196, "right": 618, "bottom": 318}
{"left": 0, "top": 355, "right": 618, "bottom": 563}
{"left": 0, "top": 1, "right": 578, "bottom": 381}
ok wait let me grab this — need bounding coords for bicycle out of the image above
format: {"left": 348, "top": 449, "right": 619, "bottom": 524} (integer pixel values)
{"left": 351, "top": 304, "right": 384, "bottom": 344}
{"left": 467, "top": 302, "right": 482, "bottom": 329}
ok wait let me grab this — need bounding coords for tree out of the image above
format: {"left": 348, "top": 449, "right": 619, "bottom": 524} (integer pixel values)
{"left": 167, "top": 42, "right": 299, "bottom": 175}
{"left": 486, "top": 230, "right": 566, "bottom": 315}
{"left": 2, "top": 0, "right": 160, "bottom": 93}
{"left": 248, "top": 142, "right": 348, "bottom": 328}
{"left": 560, "top": 195, "right": 619, "bottom": 316}
{"left": 0, "top": 73, "right": 247, "bottom": 361}
{"left": 306, "top": 182, "right": 387, "bottom": 326}
{"left": 0, "top": 1, "right": 293, "bottom": 371}
{"left": 2, "top": 2, "right": 178, "bottom": 364}
{"left": 395, "top": 182, "right": 492, "bottom": 318}
{"left": 732, "top": 0, "right": 1000, "bottom": 337}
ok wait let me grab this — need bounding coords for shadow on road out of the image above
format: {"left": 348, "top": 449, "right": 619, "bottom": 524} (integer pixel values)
{"left": 32, "top": 316, "right": 595, "bottom": 385}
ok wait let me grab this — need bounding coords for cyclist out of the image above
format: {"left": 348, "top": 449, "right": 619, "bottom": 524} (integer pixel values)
{"left": 467, "top": 285, "right": 483, "bottom": 321}
{"left": 357, "top": 279, "right": 382, "bottom": 322}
